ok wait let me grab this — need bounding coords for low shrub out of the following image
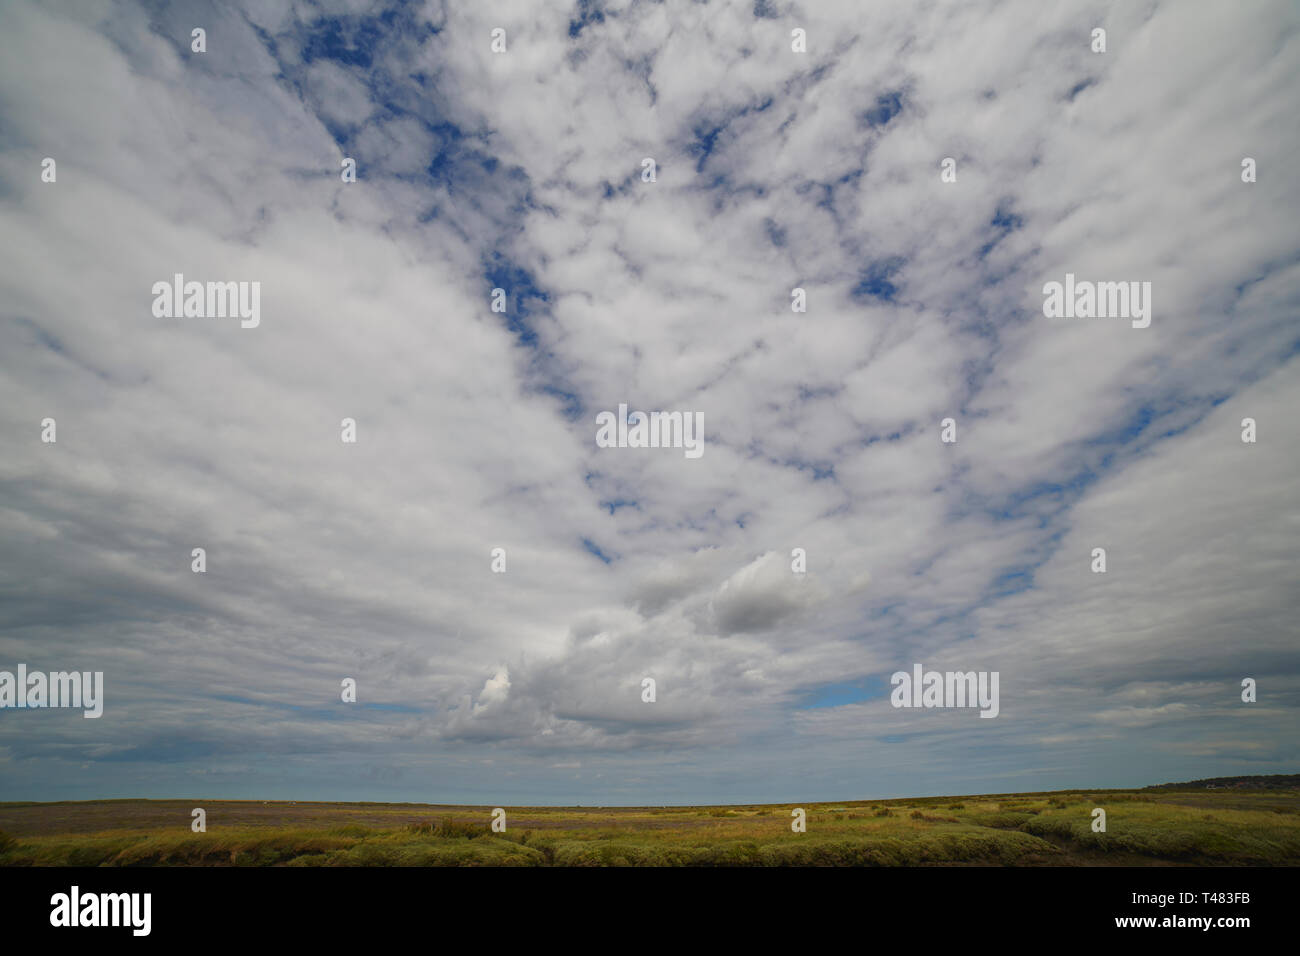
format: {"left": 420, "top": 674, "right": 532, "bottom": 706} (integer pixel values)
{"left": 405, "top": 817, "right": 485, "bottom": 839}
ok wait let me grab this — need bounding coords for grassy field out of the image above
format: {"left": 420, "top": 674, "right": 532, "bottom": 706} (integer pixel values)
{"left": 2, "top": 787, "right": 1298, "bottom": 866}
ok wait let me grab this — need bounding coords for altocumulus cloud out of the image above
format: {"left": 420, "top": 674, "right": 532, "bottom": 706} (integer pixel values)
{"left": 0, "top": 0, "right": 1297, "bottom": 805}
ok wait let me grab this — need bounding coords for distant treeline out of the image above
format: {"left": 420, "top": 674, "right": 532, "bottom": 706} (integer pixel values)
{"left": 1145, "top": 774, "right": 1300, "bottom": 791}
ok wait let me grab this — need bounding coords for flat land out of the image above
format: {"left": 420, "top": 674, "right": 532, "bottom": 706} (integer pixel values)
{"left": 2, "top": 787, "right": 1298, "bottom": 866}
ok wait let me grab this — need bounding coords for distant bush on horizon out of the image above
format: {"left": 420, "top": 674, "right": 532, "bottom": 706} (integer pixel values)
{"left": 1145, "top": 774, "right": 1300, "bottom": 791}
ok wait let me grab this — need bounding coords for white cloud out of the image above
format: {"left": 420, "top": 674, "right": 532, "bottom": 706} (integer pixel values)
{"left": 0, "top": 0, "right": 1296, "bottom": 804}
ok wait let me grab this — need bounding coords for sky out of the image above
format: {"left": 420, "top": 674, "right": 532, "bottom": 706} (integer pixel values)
{"left": 0, "top": 0, "right": 1297, "bottom": 806}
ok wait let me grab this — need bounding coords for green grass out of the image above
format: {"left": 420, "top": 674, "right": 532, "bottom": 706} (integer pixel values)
{"left": 2, "top": 788, "right": 1298, "bottom": 866}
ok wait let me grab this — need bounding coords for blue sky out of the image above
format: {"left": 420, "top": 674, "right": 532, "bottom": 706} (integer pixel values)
{"left": 0, "top": 0, "right": 1297, "bottom": 805}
